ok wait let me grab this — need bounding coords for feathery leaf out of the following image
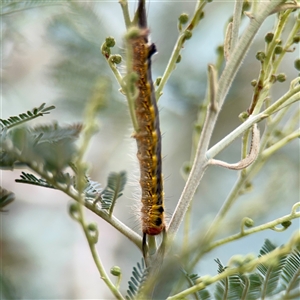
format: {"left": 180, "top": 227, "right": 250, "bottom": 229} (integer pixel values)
{"left": 0, "top": 187, "right": 15, "bottom": 211}
{"left": 100, "top": 171, "right": 127, "bottom": 213}
{"left": 0, "top": 103, "right": 55, "bottom": 129}
{"left": 126, "top": 259, "right": 147, "bottom": 300}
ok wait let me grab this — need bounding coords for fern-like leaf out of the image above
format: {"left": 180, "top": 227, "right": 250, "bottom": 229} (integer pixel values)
{"left": 1, "top": 124, "right": 80, "bottom": 172}
{"left": 246, "top": 273, "right": 263, "bottom": 300}
{"left": 0, "top": 187, "right": 15, "bottom": 211}
{"left": 214, "top": 259, "right": 229, "bottom": 300}
{"left": 185, "top": 272, "right": 212, "bottom": 300}
{"left": 30, "top": 123, "right": 82, "bottom": 143}
{"left": 280, "top": 249, "right": 300, "bottom": 298}
{"left": 47, "top": 3, "right": 110, "bottom": 114}
{"left": 257, "top": 239, "right": 287, "bottom": 298}
{"left": 15, "top": 172, "right": 55, "bottom": 189}
{"left": 84, "top": 177, "right": 102, "bottom": 198}
{"left": 100, "top": 171, "right": 127, "bottom": 213}
{"left": 214, "top": 259, "right": 253, "bottom": 300}
{"left": 0, "top": 103, "right": 55, "bottom": 129}
{"left": 126, "top": 259, "right": 147, "bottom": 300}
{"left": 1, "top": 0, "right": 69, "bottom": 16}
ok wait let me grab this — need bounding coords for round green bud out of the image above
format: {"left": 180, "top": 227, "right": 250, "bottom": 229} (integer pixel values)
{"left": 250, "top": 79, "right": 257, "bottom": 87}
{"left": 110, "top": 266, "right": 121, "bottom": 276}
{"left": 277, "top": 73, "right": 286, "bottom": 82}
{"left": 101, "top": 44, "right": 111, "bottom": 58}
{"left": 155, "top": 76, "right": 162, "bottom": 86}
{"left": 243, "top": 1, "right": 251, "bottom": 11}
{"left": 176, "top": 54, "right": 182, "bottom": 63}
{"left": 179, "top": 13, "right": 189, "bottom": 24}
{"left": 69, "top": 203, "right": 79, "bottom": 215}
{"left": 293, "top": 36, "right": 300, "bottom": 44}
{"left": 105, "top": 36, "right": 115, "bottom": 48}
{"left": 184, "top": 30, "right": 192, "bottom": 40}
{"left": 256, "top": 51, "right": 265, "bottom": 62}
{"left": 239, "top": 111, "right": 249, "bottom": 122}
{"left": 274, "top": 46, "right": 283, "bottom": 54}
{"left": 265, "top": 32, "right": 274, "bottom": 43}
{"left": 281, "top": 221, "right": 292, "bottom": 228}
{"left": 270, "top": 74, "right": 277, "bottom": 83}
{"left": 244, "top": 218, "right": 254, "bottom": 228}
{"left": 182, "top": 162, "right": 192, "bottom": 174}
{"left": 206, "top": 0, "right": 213, "bottom": 3}
{"left": 244, "top": 181, "right": 253, "bottom": 191}
{"left": 111, "top": 54, "right": 122, "bottom": 64}
{"left": 216, "top": 45, "right": 224, "bottom": 55}
{"left": 87, "top": 223, "right": 97, "bottom": 232}
{"left": 294, "top": 58, "right": 300, "bottom": 71}
{"left": 199, "top": 11, "right": 205, "bottom": 20}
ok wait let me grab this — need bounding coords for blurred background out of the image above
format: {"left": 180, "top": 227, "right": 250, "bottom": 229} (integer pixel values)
{"left": 1, "top": 1, "right": 299, "bottom": 299}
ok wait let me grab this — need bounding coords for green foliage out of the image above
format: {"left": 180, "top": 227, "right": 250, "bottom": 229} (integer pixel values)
{"left": 126, "top": 259, "right": 147, "bottom": 300}
{"left": 47, "top": 2, "right": 109, "bottom": 113}
{"left": 1, "top": 123, "right": 81, "bottom": 172}
{"left": 280, "top": 248, "right": 300, "bottom": 299}
{"left": 0, "top": 186, "right": 15, "bottom": 212}
{"left": 0, "top": 0, "right": 68, "bottom": 16}
{"left": 257, "top": 239, "right": 287, "bottom": 298}
{"left": 197, "top": 240, "right": 299, "bottom": 300}
{"left": 185, "top": 273, "right": 212, "bottom": 300}
{"left": 99, "top": 171, "right": 127, "bottom": 214}
{"left": 0, "top": 103, "right": 55, "bottom": 129}
{"left": 15, "top": 172, "right": 55, "bottom": 189}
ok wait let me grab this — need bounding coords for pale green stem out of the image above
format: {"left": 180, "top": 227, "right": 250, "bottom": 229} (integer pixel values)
{"left": 273, "top": 13, "right": 300, "bottom": 72}
{"left": 167, "top": 231, "right": 300, "bottom": 300}
{"left": 72, "top": 95, "right": 125, "bottom": 299}
{"left": 155, "top": 1, "right": 206, "bottom": 100}
{"left": 119, "top": 0, "right": 132, "bottom": 29}
{"left": 262, "top": 128, "right": 300, "bottom": 159}
{"left": 17, "top": 159, "right": 142, "bottom": 249}
{"left": 167, "top": 0, "right": 284, "bottom": 242}
{"left": 155, "top": 33, "right": 186, "bottom": 100}
{"left": 230, "top": 0, "right": 243, "bottom": 54}
{"left": 205, "top": 202, "right": 300, "bottom": 252}
{"left": 108, "top": 56, "right": 125, "bottom": 91}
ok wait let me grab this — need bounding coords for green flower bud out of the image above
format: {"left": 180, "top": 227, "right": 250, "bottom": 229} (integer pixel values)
{"left": 176, "top": 55, "right": 182, "bottom": 63}
{"left": 250, "top": 79, "right": 257, "bottom": 87}
{"left": 281, "top": 221, "right": 292, "bottom": 229}
{"left": 294, "top": 58, "right": 300, "bottom": 71}
{"left": 155, "top": 76, "right": 162, "bottom": 86}
{"left": 265, "top": 32, "right": 274, "bottom": 43}
{"left": 111, "top": 55, "right": 122, "bottom": 64}
{"left": 243, "top": 1, "right": 251, "bottom": 11}
{"left": 270, "top": 74, "right": 277, "bottom": 83}
{"left": 256, "top": 51, "right": 265, "bottom": 62}
{"left": 184, "top": 30, "right": 192, "bottom": 40}
{"left": 179, "top": 13, "right": 189, "bottom": 24}
{"left": 216, "top": 45, "right": 224, "bottom": 55}
{"left": 87, "top": 223, "right": 97, "bottom": 232}
{"left": 105, "top": 36, "right": 115, "bottom": 48}
{"left": 293, "top": 36, "right": 300, "bottom": 44}
{"left": 182, "top": 162, "right": 192, "bottom": 174}
{"left": 239, "top": 111, "right": 249, "bottom": 122}
{"left": 277, "top": 73, "right": 286, "bottom": 82}
{"left": 274, "top": 46, "right": 283, "bottom": 54}
{"left": 244, "top": 218, "right": 254, "bottom": 228}
{"left": 110, "top": 266, "right": 121, "bottom": 276}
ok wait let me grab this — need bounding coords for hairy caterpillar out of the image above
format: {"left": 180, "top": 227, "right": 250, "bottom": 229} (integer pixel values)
{"left": 129, "top": 0, "right": 165, "bottom": 256}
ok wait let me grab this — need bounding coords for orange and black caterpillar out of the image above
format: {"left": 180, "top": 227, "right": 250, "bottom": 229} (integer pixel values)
{"left": 129, "top": 0, "right": 165, "bottom": 255}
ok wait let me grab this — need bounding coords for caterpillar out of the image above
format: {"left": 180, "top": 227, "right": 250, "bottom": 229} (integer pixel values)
{"left": 129, "top": 0, "right": 165, "bottom": 256}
